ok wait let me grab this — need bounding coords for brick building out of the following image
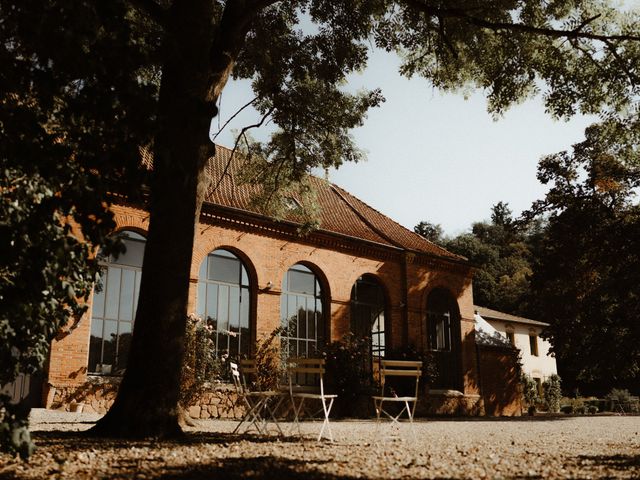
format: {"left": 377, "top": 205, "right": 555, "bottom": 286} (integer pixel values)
{"left": 39, "top": 146, "right": 508, "bottom": 415}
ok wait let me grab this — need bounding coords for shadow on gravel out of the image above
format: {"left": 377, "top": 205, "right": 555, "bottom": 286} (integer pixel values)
{"left": 159, "top": 456, "right": 347, "bottom": 480}
{"left": 411, "top": 415, "right": 572, "bottom": 422}
{"left": 33, "top": 430, "right": 302, "bottom": 447}
{"left": 577, "top": 453, "right": 640, "bottom": 471}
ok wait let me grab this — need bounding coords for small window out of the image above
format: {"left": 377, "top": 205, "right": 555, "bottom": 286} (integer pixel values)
{"left": 505, "top": 325, "right": 515, "bottom": 346}
{"left": 529, "top": 333, "right": 539, "bottom": 356}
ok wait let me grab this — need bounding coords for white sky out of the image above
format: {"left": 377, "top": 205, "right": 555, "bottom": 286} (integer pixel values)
{"left": 213, "top": 48, "right": 598, "bottom": 237}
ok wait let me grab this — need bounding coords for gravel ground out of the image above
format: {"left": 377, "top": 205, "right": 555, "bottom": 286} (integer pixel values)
{"left": 0, "top": 410, "right": 639, "bottom": 479}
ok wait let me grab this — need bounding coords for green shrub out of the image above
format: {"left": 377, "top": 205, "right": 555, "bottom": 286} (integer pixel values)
{"left": 385, "top": 346, "right": 438, "bottom": 386}
{"left": 588, "top": 405, "right": 598, "bottom": 415}
{"left": 543, "top": 374, "right": 562, "bottom": 413}
{"left": 561, "top": 404, "right": 574, "bottom": 414}
{"left": 521, "top": 374, "right": 540, "bottom": 412}
{"left": 321, "top": 334, "right": 373, "bottom": 416}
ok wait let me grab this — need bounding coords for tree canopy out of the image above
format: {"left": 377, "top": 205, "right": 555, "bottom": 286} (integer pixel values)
{"left": 2, "top": 0, "right": 639, "bottom": 442}
{"left": 526, "top": 119, "right": 640, "bottom": 394}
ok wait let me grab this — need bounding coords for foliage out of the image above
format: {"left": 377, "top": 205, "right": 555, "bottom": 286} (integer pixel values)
{"left": 606, "top": 388, "right": 632, "bottom": 405}
{"left": 414, "top": 221, "right": 444, "bottom": 243}
{"left": 0, "top": 398, "right": 34, "bottom": 459}
{"left": 1, "top": 0, "right": 156, "bottom": 447}
{"left": 526, "top": 120, "right": 640, "bottom": 395}
{"left": 437, "top": 202, "right": 537, "bottom": 315}
{"left": 543, "top": 374, "right": 563, "bottom": 413}
{"left": 385, "top": 345, "right": 439, "bottom": 386}
{"left": 321, "top": 334, "right": 374, "bottom": 416}
{"left": 179, "top": 314, "right": 228, "bottom": 408}
{"left": 253, "top": 327, "right": 288, "bottom": 392}
{"left": 521, "top": 374, "right": 540, "bottom": 411}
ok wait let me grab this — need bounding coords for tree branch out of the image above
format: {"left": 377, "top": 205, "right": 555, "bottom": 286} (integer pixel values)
{"left": 209, "top": 107, "right": 275, "bottom": 195}
{"left": 210, "top": 96, "right": 259, "bottom": 142}
{"left": 404, "top": 1, "right": 640, "bottom": 42}
{"left": 127, "top": 0, "right": 167, "bottom": 26}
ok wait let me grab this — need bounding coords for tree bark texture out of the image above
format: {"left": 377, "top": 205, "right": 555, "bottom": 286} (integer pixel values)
{"left": 91, "top": 0, "right": 252, "bottom": 437}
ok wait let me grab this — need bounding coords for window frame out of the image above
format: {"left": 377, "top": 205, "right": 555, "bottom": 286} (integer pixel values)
{"left": 196, "top": 248, "right": 252, "bottom": 360}
{"left": 88, "top": 230, "right": 145, "bottom": 376}
{"left": 280, "top": 264, "right": 325, "bottom": 360}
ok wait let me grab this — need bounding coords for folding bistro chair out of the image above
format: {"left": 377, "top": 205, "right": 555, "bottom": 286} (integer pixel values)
{"left": 372, "top": 359, "right": 422, "bottom": 438}
{"left": 230, "top": 360, "right": 284, "bottom": 436}
{"left": 287, "top": 357, "right": 337, "bottom": 442}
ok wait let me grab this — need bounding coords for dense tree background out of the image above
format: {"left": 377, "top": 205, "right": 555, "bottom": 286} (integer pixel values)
{"left": 2, "top": 0, "right": 639, "bottom": 446}
{"left": 416, "top": 120, "right": 640, "bottom": 395}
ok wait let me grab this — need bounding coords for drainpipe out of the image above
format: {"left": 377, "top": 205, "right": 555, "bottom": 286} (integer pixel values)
{"left": 401, "top": 252, "right": 410, "bottom": 347}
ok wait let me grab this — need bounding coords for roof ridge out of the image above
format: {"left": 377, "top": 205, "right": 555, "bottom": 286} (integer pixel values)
{"left": 328, "top": 183, "right": 406, "bottom": 250}
{"left": 330, "top": 183, "right": 464, "bottom": 260}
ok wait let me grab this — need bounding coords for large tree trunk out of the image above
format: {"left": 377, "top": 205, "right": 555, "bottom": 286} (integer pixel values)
{"left": 90, "top": 0, "right": 251, "bottom": 437}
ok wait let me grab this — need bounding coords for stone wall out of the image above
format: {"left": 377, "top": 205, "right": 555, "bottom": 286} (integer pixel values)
{"left": 47, "top": 377, "right": 244, "bottom": 420}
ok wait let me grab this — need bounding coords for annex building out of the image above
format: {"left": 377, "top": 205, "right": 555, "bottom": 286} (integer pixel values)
{"left": 33, "top": 146, "right": 522, "bottom": 416}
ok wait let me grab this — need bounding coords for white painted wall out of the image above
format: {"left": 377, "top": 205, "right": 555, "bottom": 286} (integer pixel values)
{"left": 486, "top": 320, "right": 558, "bottom": 382}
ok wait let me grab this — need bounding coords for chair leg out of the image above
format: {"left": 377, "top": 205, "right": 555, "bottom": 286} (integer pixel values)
{"left": 233, "top": 397, "right": 265, "bottom": 435}
{"left": 317, "top": 397, "right": 335, "bottom": 442}
{"left": 290, "top": 397, "right": 305, "bottom": 437}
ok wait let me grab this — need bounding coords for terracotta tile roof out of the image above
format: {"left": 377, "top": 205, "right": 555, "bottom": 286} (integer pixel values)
{"left": 203, "top": 145, "right": 464, "bottom": 261}
{"left": 474, "top": 305, "right": 549, "bottom": 327}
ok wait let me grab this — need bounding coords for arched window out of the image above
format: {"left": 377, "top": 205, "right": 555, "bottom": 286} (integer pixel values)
{"left": 426, "top": 288, "right": 462, "bottom": 390}
{"left": 280, "top": 264, "right": 324, "bottom": 359}
{"left": 89, "top": 230, "right": 145, "bottom": 375}
{"left": 197, "top": 249, "right": 251, "bottom": 358}
{"left": 351, "top": 275, "right": 387, "bottom": 358}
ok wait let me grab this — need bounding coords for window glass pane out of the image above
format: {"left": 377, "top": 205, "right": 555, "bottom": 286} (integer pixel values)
{"left": 229, "top": 286, "right": 240, "bottom": 329}
{"left": 196, "top": 282, "right": 206, "bottom": 317}
{"left": 308, "top": 306, "right": 316, "bottom": 339}
{"left": 240, "top": 287, "right": 250, "bottom": 329}
{"left": 105, "top": 268, "right": 122, "bottom": 320}
{"left": 114, "top": 237, "right": 145, "bottom": 267}
{"left": 287, "top": 295, "right": 297, "bottom": 334}
{"left": 241, "top": 266, "right": 249, "bottom": 287}
{"left": 209, "top": 255, "right": 240, "bottom": 284}
{"left": 88, "top": 318, "right": 104, "bottom": 373}
{"left": 133, "top": 271, "right": 142, "bottom": 317}
{"left": 119, "top": 269, "right": 135, "bottom": 321}
{"left": 102, "top": 320, "right": 118, "bottom": 370}
{"left": 288, "top": 269, "right": 315, "bottom": 295}
{"left": 206, "top": 284, "right": 218, "bottom": 323}
{"left": 92, "top": 281, "right": 106, "bottom": 319}
{"left": 298, "top": 298, "right": 307, "bottom": 338}
{"left": 116, "top": 321, "right": 133, "bottom": 372}
{"left": 217, "top": 285, "right": 229, "bottom": 332}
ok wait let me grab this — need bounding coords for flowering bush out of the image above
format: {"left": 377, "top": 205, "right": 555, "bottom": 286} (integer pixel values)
{"left": 180, "top": 314, "right": 227, "bottom": 408}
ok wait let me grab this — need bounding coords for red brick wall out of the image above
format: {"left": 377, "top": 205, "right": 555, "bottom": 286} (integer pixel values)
{"left": 45, "top": 203, "right": 480, "bottom": 408}
{"left": 477, "top": 345, "right": 523, "bottom": 416}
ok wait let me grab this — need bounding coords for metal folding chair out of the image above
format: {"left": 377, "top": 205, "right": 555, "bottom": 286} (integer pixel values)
{"left": 287, "top": 357, "right": 337, "bottom": 441}
{"left": 230, "top": 360, "right": 284, "bottom": 436}
{"left": 372, "top": 359, "right": 422, "bottom": 438}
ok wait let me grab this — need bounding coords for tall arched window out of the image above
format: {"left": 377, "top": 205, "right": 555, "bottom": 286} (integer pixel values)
{"left": 351, "top": 275, "right": 387, "bottom": 358}
{"left": 197, "top": 249, "right": 251, "bottom": 358}
{"left": 89, "top": 230, "right": 145, "bottom": 375}
{"left": 426, "top": 288, "right": 462, "bottom": 390}
{"left": 280, "top": 264, "right": 324, "bottom": 359}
